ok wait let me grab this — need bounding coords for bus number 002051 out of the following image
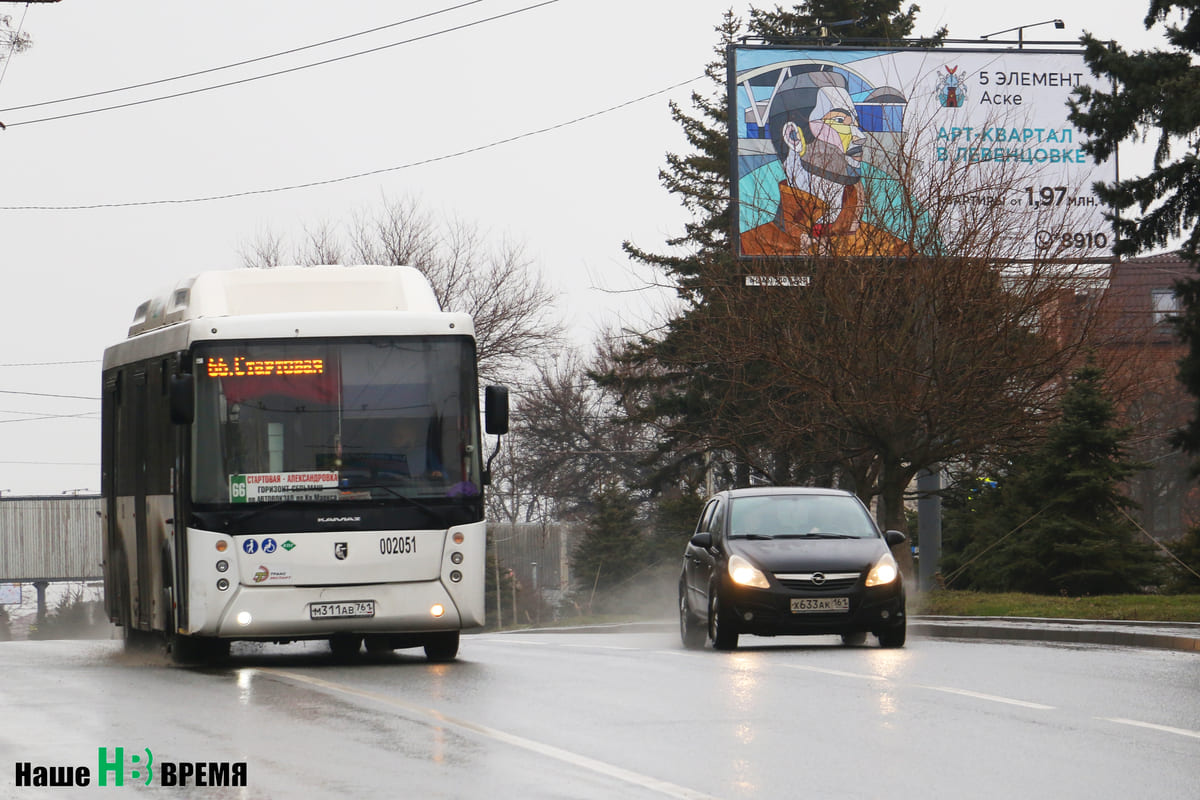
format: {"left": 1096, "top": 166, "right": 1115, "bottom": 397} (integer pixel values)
{"left": 380, "top": 535, "right": 417, "bottom": 555}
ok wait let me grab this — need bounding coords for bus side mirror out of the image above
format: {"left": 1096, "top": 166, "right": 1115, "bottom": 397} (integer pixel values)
{"left": 485, "top": 385, "right": 509, "bottom": 435}
{"left": 169, "top": 374, "right": 194, "bottom": 425}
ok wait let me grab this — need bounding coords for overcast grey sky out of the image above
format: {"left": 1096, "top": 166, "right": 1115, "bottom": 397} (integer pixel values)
{"left": 0, "top": 0, "right": 1169, "bottom": 495}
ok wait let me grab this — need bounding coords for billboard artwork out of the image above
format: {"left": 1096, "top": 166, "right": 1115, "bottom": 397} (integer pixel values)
{"left": 730, "top": 46, "right": 1119, "bottom": 261}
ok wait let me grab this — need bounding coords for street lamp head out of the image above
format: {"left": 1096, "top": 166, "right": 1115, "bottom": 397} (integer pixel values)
{"left": 980, "top": 18, "right": 1069, "bottom": 41}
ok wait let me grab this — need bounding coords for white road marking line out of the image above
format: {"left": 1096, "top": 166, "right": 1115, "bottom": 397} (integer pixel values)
{"left": 915, "top": 685, "right": 1055, "bottom": 710}
{"left": 254, "top": 668, "right": 720, "bottom": 800}
{"left": 1101, "top": 717, "right": 1200, "bottom": 740}
{"left": 560, "top": 644, "right": 638, "bottom": 651}
{"left": 483, "top": 638, "right": 1057, "bottom": 711}
{"left": 782, "top": 663, "right": 888, "bottom": 682}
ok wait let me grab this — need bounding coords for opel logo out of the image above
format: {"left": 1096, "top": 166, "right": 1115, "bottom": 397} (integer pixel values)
{"left": 811, "top": 572, "right": 827, "bottom": 586}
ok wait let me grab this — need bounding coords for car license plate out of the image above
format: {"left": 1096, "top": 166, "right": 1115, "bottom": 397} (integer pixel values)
{"left": 309, "top": 600, "right": 375, "bottom": 619}
{"left": 791, "top": 597, "right": 849, "bottom": 613}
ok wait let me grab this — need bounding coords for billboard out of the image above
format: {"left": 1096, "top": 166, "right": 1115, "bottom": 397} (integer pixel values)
{"left": 730, "top": 46, "right": 1119, "bottom": 261}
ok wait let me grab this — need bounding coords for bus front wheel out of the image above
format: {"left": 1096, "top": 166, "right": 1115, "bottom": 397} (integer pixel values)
{"left": 423, "top": 631, "right": 459, "bottom": 662}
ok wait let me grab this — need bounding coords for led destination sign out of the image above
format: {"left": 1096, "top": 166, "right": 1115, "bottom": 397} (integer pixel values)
{"left": 205, "top": 357, "right": 325, "bottom": 378}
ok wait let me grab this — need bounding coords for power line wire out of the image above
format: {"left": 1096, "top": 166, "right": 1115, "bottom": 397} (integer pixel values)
{"left": 0, "top": 75, "right": 703, "bottom": 210}
{"left": 0, "top": 389, "right": 100, "bottom": 400}
{"left": 0, "top": 359, "right": 100, "bottom": 367}
{"left": 0, "top": 411, "right": 99, "bottom": 424}
{"left": 0, "top": 0, "right": 486, "bottom": 114}
{"left": 0, "top": 0, "right": 560, "bottom": 128}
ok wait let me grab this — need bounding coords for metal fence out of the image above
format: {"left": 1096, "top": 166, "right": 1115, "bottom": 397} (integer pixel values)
{"left": 0, "top": 496, "right": 103, "bottom": 582}
{"left": 488, "top": 522, "right": 572, "bottom": 598}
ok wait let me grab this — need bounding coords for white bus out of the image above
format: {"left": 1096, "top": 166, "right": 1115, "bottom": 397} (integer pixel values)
{"left": 101, "top": 266, "right": 508, "bottom": 663}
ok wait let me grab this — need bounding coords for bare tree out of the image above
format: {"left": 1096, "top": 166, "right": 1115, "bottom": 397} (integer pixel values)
{"left": 239, "top": 194, "right": 564, "bottom": 384}
{"left": 0, "top": 15, "right": 31, "bottom": 64}
{"left": 297, "top": 221, "right": 345, "bottom": 267}
{"left": 487, "top": 341, "right": 662, "bottom": 525}
{"left": 237, "top": 228, "right": 287, "bottom": 268}
{"left": 607, "top": 102, "right": 1124, "bottom": 539}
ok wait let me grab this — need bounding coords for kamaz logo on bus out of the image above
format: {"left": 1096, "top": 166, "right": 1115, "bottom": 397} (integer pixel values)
{"left": 334, "top": 542, "right": 348, "bottom": 560}
{"left": 317, "top": 516, "right": 361, "bottom": 524}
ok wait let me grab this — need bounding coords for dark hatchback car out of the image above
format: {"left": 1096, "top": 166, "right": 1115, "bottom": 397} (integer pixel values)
{"left": 679, "top": 487, "right": 907, "bottom": 650}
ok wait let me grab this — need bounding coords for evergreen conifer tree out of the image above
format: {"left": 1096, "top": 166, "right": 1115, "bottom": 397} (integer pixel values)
{"left": 943, "top": 362, "right": 1161, "bottom": 594}
{"left": 1069, "top": 2, "right": 1200, "bottom": 468}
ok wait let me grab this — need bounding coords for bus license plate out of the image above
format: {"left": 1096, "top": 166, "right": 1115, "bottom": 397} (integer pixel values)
{"left": 791, "top": 597, "right": 849, "bottom": 613}
{"left": 309, "top": 601, "right": 375, "bottom": 620}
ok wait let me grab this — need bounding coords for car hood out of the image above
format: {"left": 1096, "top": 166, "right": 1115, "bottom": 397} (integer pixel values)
{"left": 729, "top": 537, "right": 889, "bottom": 573}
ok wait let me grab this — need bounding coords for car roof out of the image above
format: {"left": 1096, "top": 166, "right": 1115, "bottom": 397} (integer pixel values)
{"left": 717, "top": 487, "right": 855, "bottom": 500}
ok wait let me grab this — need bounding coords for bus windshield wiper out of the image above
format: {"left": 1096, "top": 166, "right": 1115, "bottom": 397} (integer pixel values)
{"left": 225, "top": 501, "right": 293, "bottom": 527}
{"left": 341, "top": 483, "right": 445, "bottom": 524}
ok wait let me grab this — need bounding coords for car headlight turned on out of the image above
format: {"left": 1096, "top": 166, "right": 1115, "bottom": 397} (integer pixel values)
{"left": 865, "top": 553, "right": 899, "bottom": 587}
{"left": 728, "top": 554, "right": 770, "bottom": 589}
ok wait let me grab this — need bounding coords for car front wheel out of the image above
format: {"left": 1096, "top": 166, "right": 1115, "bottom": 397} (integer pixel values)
{"left": 709, "top": 591, "right": 739, "bottom": 651}
{"left": 877, "top": 618, "right": 906, "bottom": 648}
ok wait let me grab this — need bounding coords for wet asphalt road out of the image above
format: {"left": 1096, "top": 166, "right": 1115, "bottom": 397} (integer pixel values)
{"left": 1, "top": 630, "right": 1198, "bottom": 799}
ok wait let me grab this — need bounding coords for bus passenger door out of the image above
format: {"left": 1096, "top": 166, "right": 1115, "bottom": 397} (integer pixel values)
{"left": 133, "top": 367, "right": 151, "bottom": 629}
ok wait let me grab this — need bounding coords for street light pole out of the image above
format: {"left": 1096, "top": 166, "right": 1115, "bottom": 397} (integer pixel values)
{"left": 980, "top": 18, "right": 1066, "bottom": 49}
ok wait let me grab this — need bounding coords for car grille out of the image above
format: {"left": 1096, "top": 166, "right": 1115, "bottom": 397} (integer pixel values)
{"left": 774, "top": 572, "right": 861, "bottom": 591}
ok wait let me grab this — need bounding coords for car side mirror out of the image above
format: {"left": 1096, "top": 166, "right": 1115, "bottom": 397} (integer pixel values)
{"left": 689, "top": 532, "right": 713, "bottom": 549}
{"left": 884, "top": 530, "right": 907, "bottom": 548}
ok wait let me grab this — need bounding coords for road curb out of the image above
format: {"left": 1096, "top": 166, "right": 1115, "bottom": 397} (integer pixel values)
{"left": 910, "top": 616, "right": 1200, "bottom": 653}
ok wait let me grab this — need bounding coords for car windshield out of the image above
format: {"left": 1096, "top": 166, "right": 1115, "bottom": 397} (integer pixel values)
{"left": 729, "top": 494, "right": 877, "bottom": 539}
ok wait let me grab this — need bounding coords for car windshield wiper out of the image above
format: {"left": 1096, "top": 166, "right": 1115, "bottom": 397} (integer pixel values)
{"left": 773, "top": 532, "right": 860, "bottom": 540}
{"left": 734, "top": 533, "right": 776, "bottom": 540}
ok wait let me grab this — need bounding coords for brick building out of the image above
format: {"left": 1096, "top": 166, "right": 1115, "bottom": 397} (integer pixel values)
{"left": 1095, "top": 251, "right": 1199, "bottom": 541}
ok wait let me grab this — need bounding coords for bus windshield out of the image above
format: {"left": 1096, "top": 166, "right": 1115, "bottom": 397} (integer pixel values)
{"left": 191, "top": 337, "right": 481, "bottom": 506}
